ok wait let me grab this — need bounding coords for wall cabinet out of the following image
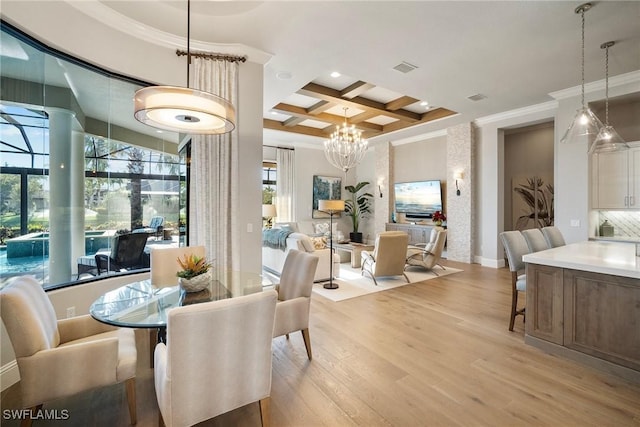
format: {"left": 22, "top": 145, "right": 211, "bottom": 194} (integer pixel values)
{"left": 592, "top": 145, "right": 640, "bottom": 209}
{"left": 385, "top": 223, "right": 434, "bottom": 245}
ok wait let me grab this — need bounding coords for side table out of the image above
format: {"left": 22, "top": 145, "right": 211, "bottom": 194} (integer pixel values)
{"left": 333, "top": 242, "right": 375, "bottom": 268}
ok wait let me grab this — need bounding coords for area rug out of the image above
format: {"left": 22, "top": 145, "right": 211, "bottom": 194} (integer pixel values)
{"left": 312, "top": 263, "right": 462, "bottom": 302}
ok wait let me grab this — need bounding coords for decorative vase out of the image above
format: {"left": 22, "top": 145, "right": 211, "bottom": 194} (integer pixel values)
{"left": 179, "top": 270, "right": 211, "bottom": 293}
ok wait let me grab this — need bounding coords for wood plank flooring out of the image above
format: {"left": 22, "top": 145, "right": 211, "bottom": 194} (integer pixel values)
{"left": 2, "top": 260, "right": 640, "bottom": 426}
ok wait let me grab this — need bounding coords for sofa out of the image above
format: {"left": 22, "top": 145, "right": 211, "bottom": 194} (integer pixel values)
{"left": 262, "top": 222, "right": 341, "bottom": 282}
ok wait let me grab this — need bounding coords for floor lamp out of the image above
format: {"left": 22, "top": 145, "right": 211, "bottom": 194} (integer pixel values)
{"left": 318, "top": 199, "right": 344, "bottom": 290}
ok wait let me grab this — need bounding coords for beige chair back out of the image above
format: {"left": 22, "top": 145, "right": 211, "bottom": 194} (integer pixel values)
{"left": 277, "top": 249, "right": 319, "bottom": 301}
{"left": 150, "top": 245, "right": 205, "bottom": 286}
{"left": 521, "top": 228, "right": 550, "bottom": 252}
{"left": 541, "top": 226, "right": 566, "bottom": 248}
{"left": 0, "top": 276, "right": 60, "bottom": 357}
{"left": 499, "top": 231, "right": 530, "bottom": 273}
{"left": 371, "top": 231, "right": 409, "bottom": 276}
{"left": 155, "top": 290, "right": 277, "bottom": 427}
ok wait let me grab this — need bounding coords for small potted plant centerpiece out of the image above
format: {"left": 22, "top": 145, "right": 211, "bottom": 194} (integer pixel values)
{"left": 176, "top": 254, "right": 212, "bottom": 293}
{"left": 344, "top": 181, "right": 373, "bottom": 243}
{"left": 432, "top": 211, "right": 446, "bottom": 227}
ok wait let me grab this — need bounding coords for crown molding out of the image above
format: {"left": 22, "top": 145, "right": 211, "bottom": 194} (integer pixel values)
{"left": 473, "top": 101, "right": 558, "bottom": 127}
{"left": 391, "top": 129, "right": 448, "bottom": 146}
{"left": 64, "top": 1, "right": 273, "bottom": 65}
{"left": 549, "top": 70, "right": 640, "bottom": 100}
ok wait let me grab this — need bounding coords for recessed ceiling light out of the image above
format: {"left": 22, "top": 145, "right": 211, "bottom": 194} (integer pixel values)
{"left": 276, "top": 71, "right": 292, "bottom": 80}
{"left": 330, "top": 71, "right": 341, "bottom": 78}
{"left": 420, "top": 101, "right": 429, "bottom": 107}
{"left": 271, "top": 111, "right": 278, "bottom": 115}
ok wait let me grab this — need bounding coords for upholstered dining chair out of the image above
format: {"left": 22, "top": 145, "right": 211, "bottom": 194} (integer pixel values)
{"left": 521, "top": 228, "right": 550, "bottom": 252}
{"left": 361, "top": 231, "right": 410, "bottom": 286}
{"left": 499, "top": 231, "right": 531, "bottom": 331}
{"left": 405, "top": 227, "right": 448, "bottom": 275}
{"left": 541, "top": 226, "right": 566, "bottom": 248}
{"left": 150, "top": 245, "right": 206, "bottom": 286}
{"left": 154, "top": 290, "right": 278, "bottom": 427}
{"left": 273, "top": 249, "right": 319, "bottom": 360}
{"left": 0, "top": 276, "right": 137, "bottom": 427}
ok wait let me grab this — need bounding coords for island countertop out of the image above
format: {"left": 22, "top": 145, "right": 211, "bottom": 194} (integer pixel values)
{"left": 523, "top": 240, "right": 640, "bottom": 280}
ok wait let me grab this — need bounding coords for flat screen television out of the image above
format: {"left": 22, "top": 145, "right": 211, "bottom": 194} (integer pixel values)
{"left": 394, "top": 180, "right": 442, "bottom": 219}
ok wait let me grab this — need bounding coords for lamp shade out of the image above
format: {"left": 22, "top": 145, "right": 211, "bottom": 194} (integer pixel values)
{"left": 134, "top": 86, "right": 236, "bottom": 134}
{"left": 262, "top": 204, "right": 277, "bottom": 218}
{"left": 318, "top": 199, "right": 345, "bottom": 213}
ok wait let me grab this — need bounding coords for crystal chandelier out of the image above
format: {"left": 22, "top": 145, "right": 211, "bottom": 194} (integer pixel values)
{"left": 134, "top": 0, "right": 235, "bottom": 134}
{"left": 589, "top": 41, "right": 628, "bottom": 153}
{"left": 560, "top": 3, "right": 603, "bottom": 144}
{"left": 324, "top": 107, "right": 369, "bottom": 172}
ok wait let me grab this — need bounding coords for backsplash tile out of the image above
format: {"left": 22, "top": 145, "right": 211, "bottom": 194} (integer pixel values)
{"left": 597, "top": 211, "right": 640, "bottom": 238}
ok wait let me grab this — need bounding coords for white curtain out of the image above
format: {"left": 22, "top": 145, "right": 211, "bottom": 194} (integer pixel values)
{"left": 276, "top": 148, "right": 295, "bottom": 222}
{"left": 189, "top": 58, "right": 240, "bottom": 272}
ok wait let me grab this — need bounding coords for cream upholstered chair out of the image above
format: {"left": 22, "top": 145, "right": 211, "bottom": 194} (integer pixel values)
{"left": 361, "top": 231, "right": 410, "bottom": 286}
{"left": 521, "top": 228, "right": 550, "bottom": 252}
{"left": 541, "top": 226, "right": 566, "bottom": 248}
{"left": 154, "top": 290, "right": 278, "bottom": 427}
{"left": 150, "top": 245, "right": 206, "bottom": 286}
{"left": 499, "top": 231, "right": 531, "bottom": 331}
{"left": 405, "top": 228, "right": 448, "bottom": 275}
{"left": 0, "top": 276, "right": 137, "bottom": 426}
{"left": 273, "top": 250, "right": 319, "bottom": 360}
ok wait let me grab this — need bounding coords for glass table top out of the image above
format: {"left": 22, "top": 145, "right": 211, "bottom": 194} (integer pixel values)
{"left": 90, "top": 270, "right": 269, "bottom": 328}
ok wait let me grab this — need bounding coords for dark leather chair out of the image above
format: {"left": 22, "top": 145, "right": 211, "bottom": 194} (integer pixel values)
{"left": 95, "top": 232, "right": 149, "bottom": 274}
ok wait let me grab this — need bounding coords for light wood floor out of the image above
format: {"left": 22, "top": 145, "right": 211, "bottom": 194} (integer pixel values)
{"left": 3, "top": 261, "right": 640, "bottom": 426}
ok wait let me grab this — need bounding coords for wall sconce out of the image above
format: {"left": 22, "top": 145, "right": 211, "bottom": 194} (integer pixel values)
{"left": 378, "top": 185, "right": 383, "bottom": 198}
{"left": 454, "top": 171, "right": 464, "bottom": 196}
{"left": 377, "top": 177, "right": 385, "bottom": 198}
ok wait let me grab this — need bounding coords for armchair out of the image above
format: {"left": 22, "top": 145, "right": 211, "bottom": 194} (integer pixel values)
{"left": 361, "top": 231, "right": 410, "bottom": 286}
{"left": 405, "top": 227, "right": 447, "bottom": 275}
{"left": 0, "top": 276, "right": 137, "bottom": 426}
{"left": 95, "top": 232, "right": 149, "bottom": 274}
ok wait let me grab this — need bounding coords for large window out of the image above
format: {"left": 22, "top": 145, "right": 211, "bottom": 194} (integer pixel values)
{"left": 0, "top": 21, "right": 182, "bottom": 289}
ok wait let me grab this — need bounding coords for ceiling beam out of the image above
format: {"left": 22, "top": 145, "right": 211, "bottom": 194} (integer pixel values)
{"left": 272, "top": 103, "right": 383, "bottom": 132}
{"left": 298, "top": 82, "right": 421, "bottom": 122}
{"left": 263, "top": 119, "right": 328, "bottom": 138}
{"left": 382, "top": 107, "right": 457, "bottom": 133}
{"left": 341, "top": 81, "right": 375, "bottom": 99}
{"left": 307, "top": 100, "right": 332, "bottom": 114}
{"left": 386, "top": 95, "right": 419, "bottom": 111}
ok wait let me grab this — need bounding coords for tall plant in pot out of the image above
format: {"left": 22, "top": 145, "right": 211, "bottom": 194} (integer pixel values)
{"left": 344, "top": 181, "right": 373, "bottom": 243}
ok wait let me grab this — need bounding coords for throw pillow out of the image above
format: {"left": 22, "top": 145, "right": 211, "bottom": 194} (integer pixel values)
{"left": 309, "top": 236, "right": 327, "bottom": 249}
{"left": 314, "top": 222, "right": 329, "bottom": 235}
{"left": 290, "top": 232, "right": 315, "bottom": 252}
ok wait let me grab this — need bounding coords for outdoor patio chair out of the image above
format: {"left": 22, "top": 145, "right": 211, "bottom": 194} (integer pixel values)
{"left": 95, "top": 232, "right": 149, "bottom": 274}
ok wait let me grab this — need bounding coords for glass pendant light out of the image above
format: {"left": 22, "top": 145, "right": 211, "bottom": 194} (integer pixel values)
{"left": 589, "top": 41, "right": 628, "bottom": 154}
{"left": 561, "top": 3, "right": 603, "bottom": 144}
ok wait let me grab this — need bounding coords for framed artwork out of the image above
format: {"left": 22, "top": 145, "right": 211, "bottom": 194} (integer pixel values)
{"left": 312, "top": 175, "right": 342, "bottom": 218}
{"left": 512, "top": 174, "right": 554, "bottom": 230}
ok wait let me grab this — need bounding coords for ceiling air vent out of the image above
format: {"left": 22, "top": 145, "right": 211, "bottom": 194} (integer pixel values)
{"left": 467, "top": 93, "right": 487, "bottom": 101}
{"left": 393, "top": 61, "right": 418, "bottom": 74}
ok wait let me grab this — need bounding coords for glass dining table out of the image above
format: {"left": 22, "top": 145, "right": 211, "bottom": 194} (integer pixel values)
{"left": 90, "top": 270, "right": 271, "bottom": 342}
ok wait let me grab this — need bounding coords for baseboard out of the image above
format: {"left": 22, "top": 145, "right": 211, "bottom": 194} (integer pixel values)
{"left": 1, "top": 360, "right": 19, "bottom": 392}
{"left": 474, "top": 256, "right": 505, "bottom": 268}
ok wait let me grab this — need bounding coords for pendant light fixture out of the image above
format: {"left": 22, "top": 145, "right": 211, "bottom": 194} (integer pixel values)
{"left": 134, "top": 0, "right": 236, "bottom": 134}
{"left": 589, "top": 41, "right": 628, "bottom": 154}
{"left": 324, "top": 107, "right": 369, "bottom": 173}
{"left": 560, "top": 3, "right": 603, "bottom": 144}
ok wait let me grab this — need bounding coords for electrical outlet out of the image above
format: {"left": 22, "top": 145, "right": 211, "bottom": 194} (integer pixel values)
{"left": 247, "top": 223, "right": 253, "bottom": 233}
{"left": 66, "top": 306, "right": 75, "bottom": 318}
{"left": 570, "top": 219, "right": 580, "bottom": 227}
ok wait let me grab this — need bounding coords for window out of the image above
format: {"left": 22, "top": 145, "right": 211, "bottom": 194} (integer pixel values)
{"left": 0, "top": 22, "right": 182, "bottom": 289}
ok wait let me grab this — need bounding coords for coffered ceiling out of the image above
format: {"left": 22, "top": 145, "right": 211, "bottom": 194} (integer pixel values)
{"left": 263, "top": 75, "right": 457, "bottom": 140}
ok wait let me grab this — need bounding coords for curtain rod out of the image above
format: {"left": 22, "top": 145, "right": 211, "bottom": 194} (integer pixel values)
{"left": 264, "top": 145, "right": 294, "bottom": 151}
{"left": 176, "top": 50, "right": 247, "bottom": 63}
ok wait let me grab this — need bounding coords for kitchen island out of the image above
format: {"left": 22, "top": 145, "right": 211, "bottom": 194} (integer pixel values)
{"left": 523, "top": 241, "right": 640, "bottom": 382}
